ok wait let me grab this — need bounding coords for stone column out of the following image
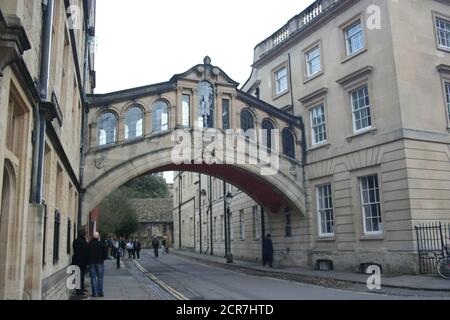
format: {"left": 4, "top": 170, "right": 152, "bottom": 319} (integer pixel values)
{"left": 117, "top": 116, "right": 125, "bottom": 143}
{"left": 230, "top": 93, "right": 238, "bottom": 129}
{"left": 192, "top": 88, "right": 199, "bottom": 128}
{"left": 176, "top": 88, "right": 183, "bottom": 128}
{"left": 145, "top": 110, "right": 152, "bottom": 135}
{"left": 216, "top": 92, "right": 223, "bottom": 129}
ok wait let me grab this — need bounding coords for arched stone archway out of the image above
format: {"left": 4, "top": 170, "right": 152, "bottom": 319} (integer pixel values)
{"left": 0, "top": 160, "right": 17, "bottom": 299}
{"left": 82, "top": 130, "right": 305, "bottom": 225}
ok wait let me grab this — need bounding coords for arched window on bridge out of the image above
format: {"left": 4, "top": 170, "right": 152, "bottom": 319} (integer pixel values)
{"left": 198, "top": 81, "right": 214, "bottom": 128}
{"left": 98, "top": 112, "right": 117, "bottom": 146}
{"left": 240, "top": 109, "right": 255, "bottom": 140}
{"left": 282, "top": 128, "right": 296, "bottom": 159}
{"left": 262, "top": 119, "right": 275, "bottom": 151}
{"left": 125, "top": 106, "right": 143, "bottom": 140}
{"left": 152, "top": 100, "right": 169, "bottom": 133}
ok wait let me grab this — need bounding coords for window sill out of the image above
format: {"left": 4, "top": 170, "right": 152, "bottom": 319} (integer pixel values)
{"left": 341, "top": 48, "right": 367, "bottom": 64}
{"left": 316, "top": 237, "right": 336, "bottom": 242}
{"left": 437, "top": 46, "right": 450, "bottom": 54}
{"left": 303, "top": 71, "right": 324, "bottom": 84}
{"left": 447, "top": 126, "right": 450, "bottom": 133}
{"left": 360, "top": 234, "right": 384, "bottom": 241}
{"left": 346, "top": 127, "right": 377, "bottom": 142}
{"left": 307, "top": 142, "right": 331, "bottom": 152}
{"left": 273, "top": 90, "right": 289, "bottom": 101}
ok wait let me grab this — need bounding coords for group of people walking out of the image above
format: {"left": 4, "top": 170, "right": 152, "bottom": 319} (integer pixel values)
{"left": 72, "top": 230, "right": 171, "bottom": 299}
{"left": 72, "top": 230, "right": 108, "bottom": 299}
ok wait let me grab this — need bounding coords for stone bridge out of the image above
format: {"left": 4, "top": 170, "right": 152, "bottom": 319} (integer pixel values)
{"left": 82, "top": 58, "right": 306, "bottom": 224}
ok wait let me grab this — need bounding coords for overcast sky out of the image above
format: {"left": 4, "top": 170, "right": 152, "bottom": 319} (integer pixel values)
{"left": 94, "top": 0, "right": 315, "bottom": 183}
{"left": 95, "top": 0, "right": 315, "bottom": 93}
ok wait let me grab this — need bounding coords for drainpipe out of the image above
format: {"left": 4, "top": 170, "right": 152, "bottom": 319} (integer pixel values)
{"left": 78, "top": 18, "right": 91, "bottom": 229}
{"left": 31, "top": 0, "right": 54, "bottom": 204}
{"left": 198, "top": 173, "right": 202, "bottom": 254}
{"left": 223, "top": 180, "right": 228, "bottom": 257}
{"left": 209, "top": 176, "right": 213, "bottom": 256}
{"left": 178, "top": 172, "right": 182, "bottom": 250}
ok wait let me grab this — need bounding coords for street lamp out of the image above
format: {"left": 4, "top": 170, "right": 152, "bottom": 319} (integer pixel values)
{"left": 225, "top": 191, "right": 233, "bottom": 263}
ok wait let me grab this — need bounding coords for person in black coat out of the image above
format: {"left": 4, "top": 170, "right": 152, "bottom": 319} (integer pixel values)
{"left": 151, "top": 237, "right": 159, "bottom": 258}
{"left": 87, "top": 232, "right": 108, "bottom": 298}
{"left": 72, "top": 230, "right": 88, "bottom": 297}
{"left": 134, "top": 239, "right": 141, "bottom": 259}
{"left": 262, "top": 234, "right": 274, "bottom": 268}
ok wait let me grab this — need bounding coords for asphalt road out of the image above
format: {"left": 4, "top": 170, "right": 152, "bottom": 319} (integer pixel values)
{"left": 135, "top": 250, "right": 449, "bottom": 300}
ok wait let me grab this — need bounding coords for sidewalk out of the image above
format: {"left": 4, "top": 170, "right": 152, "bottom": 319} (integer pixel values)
{"left": 81, "top": 259, "right": 162, "bottom": 300}
{"left": 173, "top": 250, "right": 450, "bottom": 292}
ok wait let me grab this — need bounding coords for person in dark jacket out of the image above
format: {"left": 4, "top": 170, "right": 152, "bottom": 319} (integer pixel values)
{"left": 262, "top": 234, "right": 274, "bottom": 268}
{"left": 87, "top": 232, "right": 108, "bottom": 297}
{"left": 151, "top": 237, "right": 159, "bottom": 258}
{"left": 134, "top": 239, "right": 141, "bottom": 259}
{"left": 72, "top": 230, "right": 88, "bottom": 297}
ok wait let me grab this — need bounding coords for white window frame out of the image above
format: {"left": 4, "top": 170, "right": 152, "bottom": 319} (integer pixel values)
{"left": 436, "top": 16, "right": 450, "bottom": 50}
{"left": 360, "top": 175, "right": 383, "bottom": 235}
{"left": 252, "top": 206, "right": 260, "bottom": 240}
{"left": 316, "top": 184, "right": 334, "bottom": 237}
{"left": 239, "top": 210, "right": 245, "bottom": 240}
{"left": 220, "top": 215, "right": 224, "bottom": 241}
{"left": 351, "top": 85, "right": 372, "bottom": 133}
{"left": 306, "top": 45, "right": 321, "bottom": 77}
{"left": 345, "top": 20, "right": 364, "bottom": 56}
{"left": 310, "top": 104, "right": 327, "bottom": 145}
{"left": 182, "top": 94, "right": 190, "bottom": 127}
{"left": 274, "top": 66, "right": 288, "bottom": 96}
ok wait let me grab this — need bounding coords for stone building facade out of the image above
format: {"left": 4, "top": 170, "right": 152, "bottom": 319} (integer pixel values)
{"left": 174, "top": 0, "right": 450, "bottom": 274}
{"left": 0, "top": 0, "right": 95, "bottom": 299}
{"left": 130, "top": 198, "right": 174, "bottom": 248}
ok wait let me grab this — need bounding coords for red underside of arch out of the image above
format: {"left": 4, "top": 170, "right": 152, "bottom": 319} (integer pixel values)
{"left": 146, "top": 164, "right": 289, "bottom": 214}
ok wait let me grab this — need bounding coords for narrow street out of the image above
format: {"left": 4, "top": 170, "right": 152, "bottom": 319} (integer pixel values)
{"left": 128, "top": 250, "right": 450, "bottom": 300}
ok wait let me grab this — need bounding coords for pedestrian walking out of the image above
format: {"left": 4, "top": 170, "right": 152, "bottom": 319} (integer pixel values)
{"left": 113, "top": 238, "right": 120, "bottom": 269}
{"left": 262, "top": 234, "right": 274, "bottom": 268}
{"left": 72, "top": 229, "right": 88, "bottom": 298}
{"left": 161, "top": 239, "right": 166, "bottom": 255}
{"left": 120, "top": 237, "right": 126, "bottom": 257}
{"left": 107, "top": 236, "right": 113, "bottom": 259}
{"left": 151, "top": 237, "right": 159, "bottom": 258}
{"left": 134, "top": 239, "right": 141, "bottom": 259}
{"left": 87, "top": 232, "right": 108, "bottom": 298}
{"left": 126, "top": 240, "right": 134, "bottom": 259}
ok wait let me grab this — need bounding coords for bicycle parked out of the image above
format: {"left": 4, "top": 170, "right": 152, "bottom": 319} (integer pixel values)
{"left": 436, "top": 240, "right": 450, "bottom": 279}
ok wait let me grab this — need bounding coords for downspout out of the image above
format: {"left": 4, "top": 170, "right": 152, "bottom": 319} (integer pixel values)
{"left": 223, "top": 181, "right": 228, "bottom": 258}
{"left": 78, "top": 16, "right": 91, "bottom": 229}
{"left": 178, "top": 172, "right": 182, "bottom": 250}
{"left": 209, "top": 176, "right": 213, "bottom": 256}
{"left": 288, "top": 53, "right": 294, "bottom": 114}
{"left": 198, "top": 173, "right": 202, "bottom": 254}
{"left": 31, "top": 0, "right": 54, "bottom": 204}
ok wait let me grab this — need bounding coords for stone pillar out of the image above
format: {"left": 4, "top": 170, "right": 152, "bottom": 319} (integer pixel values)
{"left": 216, "top": 92, "right": 223, "bottom": 129}
{"left": 90, "top": 123, "right": 97, "bottom": 148}
{"left": 23, "top": 204, "right": 44, "bottom": 300}
{"left": 230, "top": 93, "right": 237, "bottom": 129}
{"left": 145, "top": 110, "right": 152, "bottom": 135}
{"left": 176, "top": 88, "right": 183, "bottom": 128}
{"left": 169, "top": 105, "right": 176, "bottom": 130}
{"left": 117, "top": 116, "right": 125, "bottom": 143}
{"left": 192, "top": 88, "right": 199, "bottom": 128}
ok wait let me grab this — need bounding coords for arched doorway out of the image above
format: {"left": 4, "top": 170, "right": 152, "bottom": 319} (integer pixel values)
{"left": 0, "top": 160, "right": 17, "bottom": 298}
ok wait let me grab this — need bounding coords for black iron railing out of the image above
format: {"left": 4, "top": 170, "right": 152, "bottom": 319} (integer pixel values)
{"left": 415, "top": 222, "right": 450, "bottom": 274}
